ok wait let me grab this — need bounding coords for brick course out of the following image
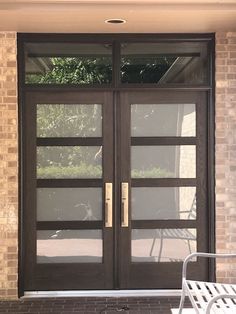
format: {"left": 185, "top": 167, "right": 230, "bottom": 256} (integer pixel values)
{"left": 216, "top": 32, "right": 236, "bottom": 283}
{"left": 0, "top": 297, "right": 189, "bottom": 313}
{"left": 0, "top": 32, "right": 18, "bottom": 299}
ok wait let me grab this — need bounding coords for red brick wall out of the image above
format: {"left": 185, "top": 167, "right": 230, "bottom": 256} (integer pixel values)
{"left": 216, "top": 32, "right": 236, "bottom": 283}
{"left": 0, "top": 32, "right": 18, "bottom": 299}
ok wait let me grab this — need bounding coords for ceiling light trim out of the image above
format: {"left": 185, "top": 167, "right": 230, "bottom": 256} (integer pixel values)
{"left": 105, "top": 18, "right": 126, "bottom": 24}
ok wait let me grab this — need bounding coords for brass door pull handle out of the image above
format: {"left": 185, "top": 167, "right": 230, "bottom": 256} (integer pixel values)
{"left": 105, "top": 183, "right": 113, "bottom": 228}
{"left": 121, "top": 182, "right": 129, "bottom": 227}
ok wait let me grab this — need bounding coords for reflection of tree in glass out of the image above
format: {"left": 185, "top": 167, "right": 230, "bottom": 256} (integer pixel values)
{"left": 37, "top": 147, "right": 102, "bottom": 179}
{"left": 131, "top": 104, "right": 182, "bottom": 137}
{"left": 37, "top": 104, "right": 102, "bottom": 137}
{"left": 37, "top": 103, "right": 103, "bottom": 178}
{"left": 121, "top": 57, "right": 176, "bottom": 83}
{"left": 26, "top": 56, "right": 175, "bottom": 84}
{"left": 132, "top": 167, "right": 174, "bottom": 178}
{"left": 27, "top": 57, "right": 112, "bottom": 84}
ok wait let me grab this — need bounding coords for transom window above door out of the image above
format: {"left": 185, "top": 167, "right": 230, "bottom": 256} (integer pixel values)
{"left": 23, "top": 39, "right": 211, "bottom": 86}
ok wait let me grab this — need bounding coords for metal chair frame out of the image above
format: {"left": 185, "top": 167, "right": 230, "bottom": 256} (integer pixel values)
{"left": 150, "top": 196, "right": 197, "bottom": 262}
{"left": 178, "top": 252, "right": 236, "bottom": 314}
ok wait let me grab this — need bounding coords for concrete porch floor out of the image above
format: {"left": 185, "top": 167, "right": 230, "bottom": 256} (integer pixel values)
{"left": 0, "top": 297, "right": 191, "bottom": 313}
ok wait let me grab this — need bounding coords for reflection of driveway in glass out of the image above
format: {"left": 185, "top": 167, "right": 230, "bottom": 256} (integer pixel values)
{"left": 37, "top": 238, "right": 103, "bottom": 263}
{"left": 132, "top": 236, "right": 196, "bottom": 263}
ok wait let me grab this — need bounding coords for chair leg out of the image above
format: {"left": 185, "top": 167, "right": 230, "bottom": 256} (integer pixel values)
{"left": 187, "top": 239, "right": 192, "bottom": 254}
{"left": 158, "top": 230, "right": 164, "bottom": 262}
{"left": 178, "top": 287, "right": 186, "bottom": 314}
{"left": 150, "top": 236, "right": 156, "bottom": 256}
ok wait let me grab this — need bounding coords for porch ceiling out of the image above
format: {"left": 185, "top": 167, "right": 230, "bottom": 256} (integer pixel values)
{"left": 0, "top": 0, "right": 236, "bottom": 33}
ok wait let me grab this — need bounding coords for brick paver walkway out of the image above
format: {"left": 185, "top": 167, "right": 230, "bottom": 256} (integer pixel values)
{"left": 0, "top": 297, "right": 189, "bottom": 313}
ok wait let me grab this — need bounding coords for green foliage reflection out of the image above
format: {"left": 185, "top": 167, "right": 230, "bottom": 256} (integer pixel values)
{"left": 37, "top": 104, "right": 102, "bottom": 137}
{"left": 37, "top": 164, "right": 102, "bottom": 179}
{"left": 26, "top": 56, "right": 176, "bottom": 84}
{"left": 26, "top": 57, "right": 112, "bottom": 84}
{"left": 121, "top": 57, "right": 176, "bottom": 84}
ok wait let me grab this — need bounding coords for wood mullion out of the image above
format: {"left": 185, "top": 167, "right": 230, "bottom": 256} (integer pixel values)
{"left": 131, "top": 137, "right": 196, "bottom": 146}
{"left": 102, "top": 92, "right": 114, "bottom": 288}
{"left": 196, "top": 92, "right": 209, "bottom": 254}
{"left": 132, "top": 220, "right": 196, "bottom": 229}
{"left": 132, "top": 178, "right": 196, "bottom": 187}
{"left": 26, "top": 90, "right": 109, "bottom": 104}
{"left": 37, "top": 221, "right": 102, "bottom": 230}
{"left": 24, "top": 93, "right": 37, "bottom": 290}
{"left": 119, "top": 92, "right": 132, "bottom": 288}
{"left": 37, "top": 179, "right": 103, "bottom": 187}
{"left": 24, "top": 85, "right": 212, "bottom": 93}
{"left": 37, "top": 137, "right": 102, "bottom": 146}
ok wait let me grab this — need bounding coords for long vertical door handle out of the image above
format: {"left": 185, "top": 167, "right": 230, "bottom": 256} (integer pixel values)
{"left": 121, "top": 182, "right": 129, "bottom": 227}
{"left": 105, "top": 183, "right": 113, "bottom": 227}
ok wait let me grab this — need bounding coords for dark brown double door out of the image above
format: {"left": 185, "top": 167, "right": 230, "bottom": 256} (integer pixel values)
{"left": 23, "top": 90, "right": 209, "bottom": 291}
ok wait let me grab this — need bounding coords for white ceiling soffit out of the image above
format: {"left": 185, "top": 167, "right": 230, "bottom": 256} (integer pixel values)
{"left": 0, "top": 0, "right": 236, "bottom": 33}
{"left": 2, "top": 0, "right": 236, "bottom": 3}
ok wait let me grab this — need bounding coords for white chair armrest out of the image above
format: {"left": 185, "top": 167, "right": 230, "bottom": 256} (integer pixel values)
{"left": 182, "top": 252, "right": 236, "bottom": 280}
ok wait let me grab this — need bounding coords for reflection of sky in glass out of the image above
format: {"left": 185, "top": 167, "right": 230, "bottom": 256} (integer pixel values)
{"left": 131, "top": 104, "right": 196, "bottom": 137}
{"left": 131, "top": 146, "right": 196, "bottom": 178}
{"left": 132, "top": 187, "right": 196, "bottom": 220}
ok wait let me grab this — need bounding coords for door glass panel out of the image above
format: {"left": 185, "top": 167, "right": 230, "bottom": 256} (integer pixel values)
{"left": 131, "top": 146, "right": 196, "bottom": 178}
{"left": 37, "top": 146, "right": 102, "bottom": 178}
{"left": 37, "top": 188, "right": 102, "bottom": 221}
{"left": 37, "top": 230, "right": 103, "bottom": 263}
{"left": 131, "top": 229, "right": 196, "bottom": 262}
{"left": 132, "top": 187, "right": 196, "bottom": 220}
{"left": 121, "top": 42, "right": 208, "bottom": 84}
{"left": 37, "top": 104, "right": 102, "bottom": 137}
{"left": 131, "top": 104, "right": 196, "bottom": 137}
{"left": 25, "top": 43, "right": 112, "bottom": 84}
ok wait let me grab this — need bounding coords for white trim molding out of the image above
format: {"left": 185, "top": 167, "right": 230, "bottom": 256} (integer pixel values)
{"left": 23, "top": 289, "right": 181, "bottom": 298}
{"left": 1, "top": 0, "right": 236, "bottom": 9}
{"left": 3, "top": 0, "right": 236, "bottom": 3}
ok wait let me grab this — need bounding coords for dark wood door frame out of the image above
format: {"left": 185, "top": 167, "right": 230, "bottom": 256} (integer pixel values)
{"left": 119, "top": 91, "right": 209, "bottom": 289}
{"left": 18, "top": 33, "right": 215, "bottom": 296}
{"left": 21, "top": 89, "right": 214, "bottom": 292}
{"left": 23, "top": 91, "right": 114, "bottom": 290}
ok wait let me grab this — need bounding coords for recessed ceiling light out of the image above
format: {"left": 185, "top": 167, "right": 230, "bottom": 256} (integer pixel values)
{"left": 105, "top": 19, "right": 126, "bottom": 24}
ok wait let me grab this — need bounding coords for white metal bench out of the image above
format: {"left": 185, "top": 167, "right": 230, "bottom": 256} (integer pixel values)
{"left": 178, "top": 252, "right": 236, "bottom": 313}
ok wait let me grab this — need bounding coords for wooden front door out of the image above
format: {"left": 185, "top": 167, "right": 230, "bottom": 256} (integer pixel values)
{"left": 118, "top": 91, "right": 209, "bottom": 289}
{"left": 23, "top": 91, "right": 114, "bottom": 290}
{"left": 23, "top": 89, "right": 209, "bottom": 290}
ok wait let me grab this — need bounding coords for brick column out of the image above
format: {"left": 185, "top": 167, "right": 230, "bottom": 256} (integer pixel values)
{"left": 0, "top": 32, "right": 18, "bottom": 299}
{"left": 216, "top": 32, "right": 236, "bottom": 283}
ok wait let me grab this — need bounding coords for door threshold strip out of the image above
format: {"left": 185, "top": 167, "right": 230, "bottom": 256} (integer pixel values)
{"left": 23, "top": 290, "right": 181, "bottom": 298}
